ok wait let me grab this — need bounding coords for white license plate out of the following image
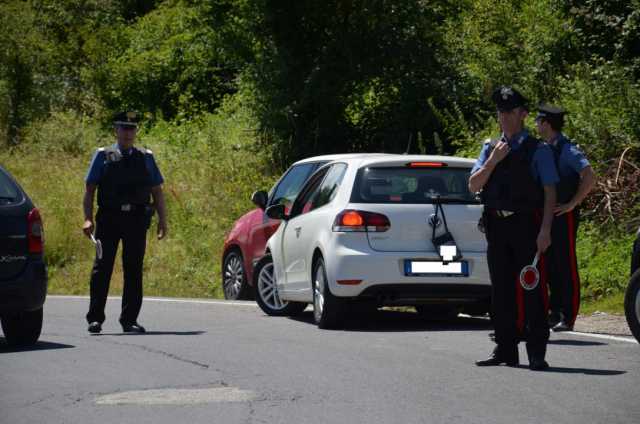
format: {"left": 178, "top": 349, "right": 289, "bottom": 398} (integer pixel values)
{"left": 404, "top": 260, "right": 469, "bottom": 277}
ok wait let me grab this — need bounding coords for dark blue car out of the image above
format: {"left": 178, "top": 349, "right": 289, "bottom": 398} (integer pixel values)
{"left": 625, "top": 227, "right": 640, "bottom": 342}
{"left": 0, "top": 165, "right": 47, "bottom": 347}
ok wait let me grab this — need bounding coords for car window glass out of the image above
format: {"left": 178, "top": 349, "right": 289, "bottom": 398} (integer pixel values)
{"left": 0, "top": 169, "right": 20, "bottom": 205}
{"left": 309, "top": 163, "right": 347, "bottom": 212}
{"left": 289, "top": 167, "right": 329, "bottom": 218}
{"left": 269, "top": 163, "right": 316, "bottom": 209}
{"left": 350, "top": 166, "right": 479, "bottom": 204}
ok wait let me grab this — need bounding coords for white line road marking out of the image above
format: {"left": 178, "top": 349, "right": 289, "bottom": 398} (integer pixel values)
{"left": 563, "top": 331, "right": 638, "bottom": 344}
{"left": 48, "top": 296, "right": 638, "bottom": 343}
{"left": 49, "top": 295, "right": 257, "bottom": 307}
{"left": 95, "top": 387, "right": 257, "bottom": 405}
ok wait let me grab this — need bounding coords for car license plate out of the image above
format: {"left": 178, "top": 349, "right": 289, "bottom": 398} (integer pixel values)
{"left": 404, "top": 260, "right": 469, "bottom": 277}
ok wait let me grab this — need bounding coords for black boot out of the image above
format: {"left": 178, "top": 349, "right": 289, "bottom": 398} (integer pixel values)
{"left": 526, "top": 343, "right": 549, "bottom": 371}
{"left": 476, "top": 345, "right": 519, "bottom": 367}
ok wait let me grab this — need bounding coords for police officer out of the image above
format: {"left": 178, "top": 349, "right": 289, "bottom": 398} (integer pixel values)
{"left": 535, "top": 103, "right": 595, "bottom": 332}
{"left": 469, "top": 87, "right": 559, "bottom": 371}
{"left": 82, "top": 111, "right": 168, "bottom": 334}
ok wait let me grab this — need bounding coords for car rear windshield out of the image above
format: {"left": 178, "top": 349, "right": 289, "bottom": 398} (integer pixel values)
{"left": 350, "top": 166, "right": 479, "bottom": 204}
{"left": 0, "top": 169, "right": 20, "bottom": 205}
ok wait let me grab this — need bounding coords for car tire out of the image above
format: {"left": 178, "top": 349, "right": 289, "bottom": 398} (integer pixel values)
{"left": 312, "top": 257, "right": 346, "bottom": 329}
{"left": 1, "top": 307, "right": 43, "bottom": 347}
{"left": 414, "top": 305, "right": 459, "bottom": 321}
{"left": 254, "top": 255, "right": 306, "bottom": 316}
{"left": 222, "top": 249, "right": 252, "bottom": 300}
{"left": 624, "top": 269, "right": 640, "bottom": 343}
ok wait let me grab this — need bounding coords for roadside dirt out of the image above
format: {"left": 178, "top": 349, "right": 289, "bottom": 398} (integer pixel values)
{"left": 574, "top": 312, "right": 632, "bottom": 337}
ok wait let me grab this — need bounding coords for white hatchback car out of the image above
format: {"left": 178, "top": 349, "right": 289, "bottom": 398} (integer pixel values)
{"left": 253, "top": 155, "right": 490, "bottom": 328}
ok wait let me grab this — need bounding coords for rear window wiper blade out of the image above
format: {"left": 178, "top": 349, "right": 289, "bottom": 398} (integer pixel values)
{"left": 427, "top": 197, "right": 478, "bottom": 204}
{"left": 0, "top": 196, "right": 16, "bottom": 200}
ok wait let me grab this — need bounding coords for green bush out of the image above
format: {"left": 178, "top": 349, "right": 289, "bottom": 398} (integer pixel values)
{"left": 558, "top": 62, "right": 640, "bottom": 169}
{"left": 576, "top": 222, "right": 636, "bottom": 301}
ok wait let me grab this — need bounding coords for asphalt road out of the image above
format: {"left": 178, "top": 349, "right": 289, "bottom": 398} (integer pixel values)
{"left": 1, "top": 296, "right": 639, "bottom": 424}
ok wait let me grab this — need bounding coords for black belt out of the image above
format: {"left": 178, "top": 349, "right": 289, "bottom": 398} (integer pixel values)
{"left": 99, "top": 204, "right": 150, "bottom": 213}
{"left": 488, "top": 209, "right": 516, "bottom": 218}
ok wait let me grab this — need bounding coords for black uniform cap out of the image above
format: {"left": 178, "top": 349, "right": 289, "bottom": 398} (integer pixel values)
{"left": 113, "top": 111, "right": 140, "bottom": 127}
{"left": 492, "top": 86, "right": 528, "bottom": 112}
{"left": 535, "top": 102, "right": 566, "bottom": 120}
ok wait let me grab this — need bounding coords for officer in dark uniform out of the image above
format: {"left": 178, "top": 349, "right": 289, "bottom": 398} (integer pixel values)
{"left": 535, "top": 103, "right": 595, "bottom": 332}
{"left": 469, "top": 87, "right": 559, "bottom": 371}
{"left": 82, "top": 111, "right": 168, "bottom": 334}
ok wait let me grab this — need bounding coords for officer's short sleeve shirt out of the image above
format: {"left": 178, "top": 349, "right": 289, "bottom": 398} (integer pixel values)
{"left": 85, "top": 145, "right": 164, "bottom": 187}
{"left": 470, "top": 130, "right": 559, "bottom": 186}
{"left": 553, "top": 135, "right": 590, "bottom": 177}
{"left": 471, "top": 143, "right": 491, "bottom": 175}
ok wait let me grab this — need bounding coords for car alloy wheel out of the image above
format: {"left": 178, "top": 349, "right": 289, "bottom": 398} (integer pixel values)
{"left": 253, "top": 255, "right": 307, "bottom": 316}
{"left": 313, "top": 263, "right": 326, "bottom": 324}
{"left": 222, "top": 250, "right": 250, "bottom": 300}
{"left": 257, "top": 261, "right": 287, "bottom": 311}
{"left": 312, "top": 257, "right": 345, "bottom": 329}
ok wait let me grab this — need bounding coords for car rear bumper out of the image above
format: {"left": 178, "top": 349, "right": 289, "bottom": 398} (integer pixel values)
{"left": 0, "top": 260, "right": 48, "bottom": 313}
{"left": 326, "top": 247, "right": 490, "bottom": 303}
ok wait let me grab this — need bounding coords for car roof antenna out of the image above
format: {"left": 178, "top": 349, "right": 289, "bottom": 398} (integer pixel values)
{"left": 403, "top": 133, "right": 412, "bottom": 155}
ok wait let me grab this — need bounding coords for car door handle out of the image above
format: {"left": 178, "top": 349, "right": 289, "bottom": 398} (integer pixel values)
{"left": 294, "top": 227, "right": 302, "bottom": 238}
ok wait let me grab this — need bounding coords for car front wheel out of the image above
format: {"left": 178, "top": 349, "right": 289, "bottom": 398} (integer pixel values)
{"left": 254, "top": 255, "right": 306, "bottom": 316}
{"left": 222, "top": 250, "right": 251, "bottom": 300}
{"left": 312, "top": 257, "right": 346, "bottom": 329}
{"left": 1, "top": 307, "right": 43, "bottom": 347}
{"left": 624, "top": 269, "right": 640, "bottom": 343}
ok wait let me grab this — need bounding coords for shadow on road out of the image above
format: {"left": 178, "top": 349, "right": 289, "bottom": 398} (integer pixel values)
{"left": 289, "top": 309, "right": 492, "bottom": 333}
{"left": 0, "top": 339, "right": 75, "bottom": 353}
{"left": 92, "top": 331, "right": 206, "bottom": 336}
{"left": 548, "top": 339, "right": 607, "bottom": 346}
{"left": 515, "top": 364, "right": 626, "bottom": 376}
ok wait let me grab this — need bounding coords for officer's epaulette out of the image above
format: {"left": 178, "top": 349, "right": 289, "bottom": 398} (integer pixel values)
{"left": 97, "top": 147, "right": 105, "bottom": 152}
{"left": 144, "top": 147, "right": 153, "bottom": 155}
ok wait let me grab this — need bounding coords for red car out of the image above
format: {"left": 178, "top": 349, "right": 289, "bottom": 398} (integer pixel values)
{"left": 221, "top": 154, "right": 376, "bottom": 300}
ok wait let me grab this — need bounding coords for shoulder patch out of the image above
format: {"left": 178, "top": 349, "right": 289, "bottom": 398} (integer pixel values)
{"left": 97, "top": 147, "right": 105, "bottom": 152}
{"left": 145, "top": 148, "right": 153, "bottom": 155}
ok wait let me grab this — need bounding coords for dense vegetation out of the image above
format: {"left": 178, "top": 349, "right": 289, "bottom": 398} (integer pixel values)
{"left": 1, "top": 0, "right": 638, "bottom": 309}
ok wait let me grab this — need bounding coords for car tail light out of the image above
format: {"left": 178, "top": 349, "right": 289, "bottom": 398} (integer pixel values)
{"left": 27, "top": 208, "right": 44, "bottom": 254}
{"left": 406, "top": 162, "right": 447, "bottom": 168}
{"left": 337, "top": 279, "right": 362, "bottom": 285}
{"left": 332, "top": 210, "right": 390, "bottom": 232}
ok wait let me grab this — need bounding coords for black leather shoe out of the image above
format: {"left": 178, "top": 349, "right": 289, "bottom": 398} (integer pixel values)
{"left": 475, "top": 346, "right": 519, "bottom": 367}
{"left": 548, "top": 311, "right": 563, "bottom": 328}
{"left": 88, "top": 322, "right": 102, "bottom": 334}
{"left": 121, "top": 322, "right": 146, "bottom": 333}
{"left": 552, "top": 321, "right": 573, "bottom": 332}
{"left": 529, "top": 358, "right": 550, "bottom": 371}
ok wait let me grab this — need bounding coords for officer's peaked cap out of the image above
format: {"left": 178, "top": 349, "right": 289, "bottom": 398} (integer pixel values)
{"left": 492, "top": 86, "right": 528, "bottom": 112}
{"left": 113, "top": 111, "right": 140, "bottom": 127}
{"left": 536, "top": 102, "right": 566, "bottom": 120}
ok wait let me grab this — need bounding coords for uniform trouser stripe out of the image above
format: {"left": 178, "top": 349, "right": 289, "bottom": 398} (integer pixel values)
{"left": 538, "top": 252, "right": 550, "bottom": 314}
{"left": 566, "top": 210, "right": 580, "bottom": 325}
{"left": 516, "top": 276, "right": 525, "bottom": 334}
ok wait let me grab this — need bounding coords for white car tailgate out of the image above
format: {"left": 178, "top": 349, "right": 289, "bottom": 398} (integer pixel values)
{"left": 362, "top": 203, "right": 485, "bottom": 253}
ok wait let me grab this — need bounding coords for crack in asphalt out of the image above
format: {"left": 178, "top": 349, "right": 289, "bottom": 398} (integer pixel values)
{"left": 19, "top": 393, "right": 56, "bottom": 408}
{"left": 92, "top": 337, "right": 210, "bottom": 369}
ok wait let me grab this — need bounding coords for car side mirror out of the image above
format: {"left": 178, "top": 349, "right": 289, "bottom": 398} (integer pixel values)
{"left": 266, "top": 204, "right": 288, "bottom": 221}
{"left": 251, "top": 190, "right": 268, "bottom": 210}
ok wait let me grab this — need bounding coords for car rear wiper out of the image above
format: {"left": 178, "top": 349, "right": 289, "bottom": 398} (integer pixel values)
{"left": 428, "top": 197, "right": 477, "bottom": 204}
{"left": 0, "top": 196, "right": 15, "bottom": 200}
